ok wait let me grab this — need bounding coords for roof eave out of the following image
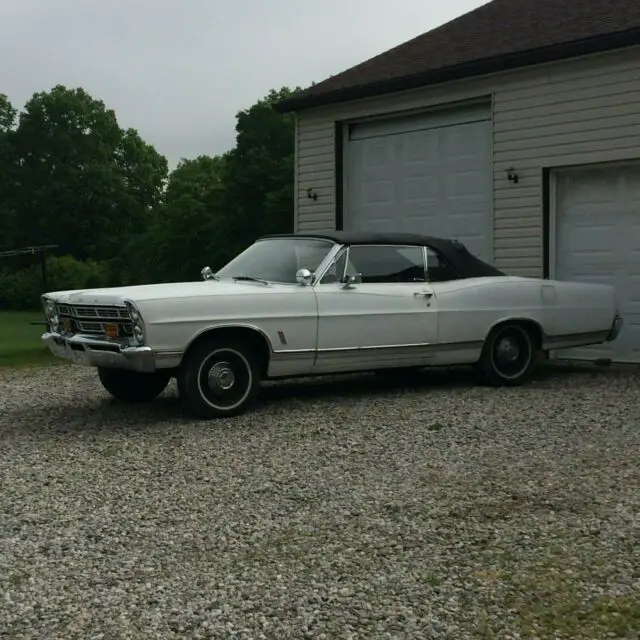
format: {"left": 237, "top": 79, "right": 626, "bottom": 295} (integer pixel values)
{"left": 275, "top": 28, "right": 640, "bottom": 114}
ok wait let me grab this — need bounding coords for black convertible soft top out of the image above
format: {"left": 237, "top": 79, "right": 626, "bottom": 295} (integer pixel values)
{"left": 260, "top": 232, "right": 506, "bottom": 279}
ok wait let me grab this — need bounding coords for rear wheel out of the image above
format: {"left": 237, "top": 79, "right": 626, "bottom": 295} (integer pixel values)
{"left": 475, "top": 323, "right": 537, "bottom": 386}
{"left": 98, "top": 368, "right": 171, "bottom": 402}
{"left": 177, "top": 338, "right": 261, "bottom": 419}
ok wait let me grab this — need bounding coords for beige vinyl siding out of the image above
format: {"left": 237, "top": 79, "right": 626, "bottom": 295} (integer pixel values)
{"left": 295, "top": 45, "right": 640, "bottom": 276}
{"left": 297, "top": 121, "right": 335, "bottom": 230}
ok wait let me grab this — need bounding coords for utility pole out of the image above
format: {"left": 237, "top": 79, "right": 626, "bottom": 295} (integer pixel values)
{"left": 0, "top": 245, "right": 58, "bottom": 290}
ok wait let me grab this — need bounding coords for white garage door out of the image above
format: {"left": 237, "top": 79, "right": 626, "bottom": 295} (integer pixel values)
{"left": 552, "top": 162, "right": 640, "bottom": 363}
{"left": 344, "top": 103, "right": 493, "bottom": 263}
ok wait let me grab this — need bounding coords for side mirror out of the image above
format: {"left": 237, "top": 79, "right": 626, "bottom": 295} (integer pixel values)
{"left": 296, "top": 268, "right": 313, "bottom": 286}
{"left": 341, "top": 273, "right": 362, "bottom": 289}
{"left": 201, "top": 266, "right": 215, "bottom": 281}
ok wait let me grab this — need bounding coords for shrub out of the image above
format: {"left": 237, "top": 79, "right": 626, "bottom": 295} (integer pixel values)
{"left": 0, "top": 255, "right": 112, "bottom": 310}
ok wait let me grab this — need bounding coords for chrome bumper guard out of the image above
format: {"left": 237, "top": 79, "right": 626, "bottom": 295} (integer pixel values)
{"left": 606, "top": 314, "right": 623, "bottom": 342}
{"left": 42, "top": 332, "right": 156, "bottom": 373}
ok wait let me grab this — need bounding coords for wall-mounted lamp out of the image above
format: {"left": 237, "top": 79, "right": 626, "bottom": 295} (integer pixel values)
{"left": 506, "top": 168, "right": 519, "bottom": 184}
{"left": 306, "top": 187, "right": 318, "bottom": 201}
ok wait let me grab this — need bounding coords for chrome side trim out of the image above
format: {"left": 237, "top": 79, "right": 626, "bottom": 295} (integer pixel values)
{"left": 270, "top": 350, "right": 315, "bottom": 361}
{"left": 316, "top": 342, "right": 435, "bottom": 353}
{"left": 311, "top": 340, "right": 484, "bottom": 374}
{"left": 273, "top": 341, "right": 483, "bottom": 355}
{"left": 542, "top": 329, "right": 611, "bottom": 350}
{"left": 268, "top": 341, "right": 485, "bottom": 377}
{"left": 272, "top": 348, "right": 315, "bottom": 355}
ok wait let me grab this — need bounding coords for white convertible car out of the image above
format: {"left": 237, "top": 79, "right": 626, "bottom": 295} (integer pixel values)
{"left": 41, "top": 232, "right": 623, "bottom": 418}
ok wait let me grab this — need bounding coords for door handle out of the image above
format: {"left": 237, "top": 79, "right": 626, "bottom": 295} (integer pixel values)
{"left": 413, "top": 291, "right": 433, "bottom": 299}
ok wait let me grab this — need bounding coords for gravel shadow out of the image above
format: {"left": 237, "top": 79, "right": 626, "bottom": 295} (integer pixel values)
{"left": 0, "top": 358, "right": 631, "bottom": 437}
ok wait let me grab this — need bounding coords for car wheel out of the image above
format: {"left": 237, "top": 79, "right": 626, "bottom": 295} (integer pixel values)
{"left": 476, "top": 323, "right": 536, "bottom": 386}
{"left": 98, "top": 367, "right": 171, "bottom": 402}
{"left": 177, "top": 338, "right": 261, "bottom": 419}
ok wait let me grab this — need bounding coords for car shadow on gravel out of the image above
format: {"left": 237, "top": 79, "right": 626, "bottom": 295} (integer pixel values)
{"left": 0, "top": 360, "right": 626, "bottom": 435}
{"left": 257, "top": 359, "right": 619, "bottom": 406}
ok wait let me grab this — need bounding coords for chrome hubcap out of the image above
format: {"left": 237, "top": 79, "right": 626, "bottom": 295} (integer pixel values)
{"left": 208, "top": 361, "right": 235, "bottom": 391}
{"left": 496, "top": 337, "right": 519, "bottom": 362}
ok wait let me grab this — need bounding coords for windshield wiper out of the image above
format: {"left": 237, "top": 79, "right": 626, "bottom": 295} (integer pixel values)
{"left": 231, "top": 275, "right": 269, "bottom": 285}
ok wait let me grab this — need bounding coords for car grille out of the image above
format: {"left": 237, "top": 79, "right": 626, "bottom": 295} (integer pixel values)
{"left": 56, "top": 304, "right": 133, "bottom": 338}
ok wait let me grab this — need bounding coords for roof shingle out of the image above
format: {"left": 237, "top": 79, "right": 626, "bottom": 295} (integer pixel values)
{"left": 277, "top": 0, "right": 640, "bottom": 112}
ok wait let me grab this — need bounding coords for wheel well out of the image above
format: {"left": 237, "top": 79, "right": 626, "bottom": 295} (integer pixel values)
{"left": 488, "top": 318, "right": 543, "bottom": 349}
{"left": 183, "top": 326, "right": 272, "bottom": 376}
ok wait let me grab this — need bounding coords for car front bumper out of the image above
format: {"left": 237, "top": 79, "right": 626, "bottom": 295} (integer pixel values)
{"left": 42, "top": 332, "right": 156, "bottom": 373}
{"left": 606, "top": 314, "right": 624, "bottom": 342}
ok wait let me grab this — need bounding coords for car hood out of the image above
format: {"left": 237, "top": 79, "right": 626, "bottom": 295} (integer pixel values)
{"left": 45, "top": 279, "right": 279, "bottom": 305}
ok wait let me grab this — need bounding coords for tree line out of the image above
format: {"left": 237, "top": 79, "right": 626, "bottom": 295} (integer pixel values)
{"left": 0, "top": 85, "right": 298, "bottom": 310}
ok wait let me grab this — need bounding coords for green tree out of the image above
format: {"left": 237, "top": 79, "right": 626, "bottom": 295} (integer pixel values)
{"left": 0, "top": 94, "right": 16, "bottom": 133}
{"left": 133, "top": 86, "right": 300, "bottom": 285}
{"left": 220, "top": 87, "right": 298, "bottom": 257}
{"left": 0, "top": 94, "right": 18, "bottom": 249}
{"left": 7, "top": 85, "right": 168, "bottom": 260}
{"left": 123, "top": 154, "right": 230, "bottom": 283}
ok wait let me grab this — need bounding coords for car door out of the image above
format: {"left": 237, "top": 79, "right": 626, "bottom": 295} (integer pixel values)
{"left": 312, "top": 244, "right": 439, "bottom": 373}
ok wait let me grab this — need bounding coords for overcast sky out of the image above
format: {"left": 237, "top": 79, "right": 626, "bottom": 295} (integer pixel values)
{"left": 0, "top": 0, "right": 487, "bottom": 167}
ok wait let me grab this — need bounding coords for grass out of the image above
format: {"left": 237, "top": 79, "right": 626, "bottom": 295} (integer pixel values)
{"left": 467, "top": 541, "right": 640, "bottom": 639}
{"left": 0, "top": 311, "right": 61, "bottom": 368}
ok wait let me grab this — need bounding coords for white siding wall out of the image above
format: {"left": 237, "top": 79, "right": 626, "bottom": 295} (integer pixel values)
{"left": 295, "top": 46, "right": 640, "bottom": 276}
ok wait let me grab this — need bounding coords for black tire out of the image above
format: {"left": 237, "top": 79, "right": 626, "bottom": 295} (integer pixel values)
{"left": 98, "top": 367, "right": 171, "bottom": 402}
{"left": 475, "top": 323, "right": 537, "bottom": 386}
{"left": 177, "top": 338, "right": 261, "bottom": 419}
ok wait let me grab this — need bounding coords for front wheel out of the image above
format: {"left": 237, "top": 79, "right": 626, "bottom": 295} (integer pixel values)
{"left": 475, "top": 323, "right": 537, "bottom": 386}
{"left": 177, "top": 339, "right": 261, "bottom": 419}
{"left": 98, "top": 368, "right": 171, "bottom": 402}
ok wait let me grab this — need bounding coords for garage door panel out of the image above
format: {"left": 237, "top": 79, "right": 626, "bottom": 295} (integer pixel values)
{"left": 404, "top": 175, "right": 439, "bottom": 201}
{"left": 553, "top": 162, "right": 640, "bottom": 363}
{"left": 357, "top": 139, "right": 394, "bottom": 168}
{"left": 443, "top": 121, "right": 489, "bottom": 157}
{"left": 346, "top": 111, "right": 493, "bottom": 262}
{"left": 361, "top": 182, "right": 394, "bottom": 205}
{"left": 627, "top": 275, "right": 640, "bottom": 309}
{"left": 401, "top": 130, "right": 440, "bottom": 164}
{"left": 446, "top": 171, "right": 490, "bottom": 199}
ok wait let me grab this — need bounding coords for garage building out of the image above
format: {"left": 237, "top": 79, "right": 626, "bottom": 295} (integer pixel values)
{"left": 276, "top": 0, "right": 640, "bottom": 363}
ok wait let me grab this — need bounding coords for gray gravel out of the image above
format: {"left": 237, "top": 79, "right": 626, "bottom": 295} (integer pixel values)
{"left": 1, "top": 362, "right": 639, "bottom": 640}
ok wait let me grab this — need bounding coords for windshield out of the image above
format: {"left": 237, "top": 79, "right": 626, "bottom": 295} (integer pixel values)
{"left": 215, "top": 237, "right": 336, "bottom": 283}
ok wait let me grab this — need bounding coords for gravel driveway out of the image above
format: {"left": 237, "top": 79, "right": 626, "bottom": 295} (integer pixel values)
{"left": 1, "top": 363, "right": 639, "bottom": 639}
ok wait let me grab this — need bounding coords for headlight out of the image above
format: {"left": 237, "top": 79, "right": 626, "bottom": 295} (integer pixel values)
{"left": 125, "top": 300, "right": 145, "bottom": 345}
{"left": 42, "top": 296, "right": 60, "bottom": 331}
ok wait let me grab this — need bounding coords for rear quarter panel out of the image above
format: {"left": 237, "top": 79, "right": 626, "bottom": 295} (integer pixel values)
{"left": 432, "top": 276, "right": 617, "bottom": 346}
{"left": 433, "top": 277, "right": 547, "bottom": 344}
{"left": 548, "top": 280, "right": 617, "bottom": 336}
